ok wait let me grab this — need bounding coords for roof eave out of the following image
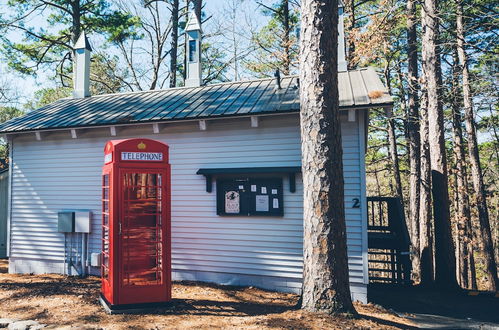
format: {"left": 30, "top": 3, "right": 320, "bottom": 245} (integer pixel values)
{"left": 0, "top": 103, "right": 393, "bottom": 136}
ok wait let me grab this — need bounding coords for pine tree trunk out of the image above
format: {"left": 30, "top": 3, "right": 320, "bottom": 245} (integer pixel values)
{"left": 450, "top": 51, "right": 474, "bottom": 289}
{"left": 70, "top": 0, "right": 81, "bottom": 89}
{"left": 383, "top": 66, "right": 405, "bottom": 220}
{"left": 194, "top": 0, "right": 202, "bottom": 20}
{"left": 71, "top": 0, "right": 81, "bottom": 44}
{"left": 345, "top": 0, "right": 356, "bottom": 69}
{"left": 456, "top": 2, "right": 499, "bottom": 291}
{"left": 170, "top": 0, "right": 179, "bottom": 88}
{"left": 387, "top": 113, "right": 404, "bottom": 202}
{"left": 282, "top": 0, "right": 291, "bottom": 75}
{"left": 421, "top": 0, "right": 458, "bottom": 289}
{"left": 419, "top": 91, "right": 434, "bottom": 285}
{"left": 300, "top": 0, "right": 356, "bottom": 314}
{"left": 406, "top": 0, "right": 421, "bottom": 283}
{"left": 469, "top": 243, "right": 478, "bottom": 290}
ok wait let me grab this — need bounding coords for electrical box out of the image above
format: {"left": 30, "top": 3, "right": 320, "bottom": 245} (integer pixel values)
{"left": 75, "top": 211, "right": 91, "bottom": 233}
{"left": 58, "top": 212, "right": 75, "bottom": 233}
{"left": 91, "top": 252, "right": 101, "bottom": 267}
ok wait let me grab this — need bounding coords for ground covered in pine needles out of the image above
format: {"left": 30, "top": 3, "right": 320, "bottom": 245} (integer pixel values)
{"left": 0, "top": 260, "right": 417, "bottom": 329}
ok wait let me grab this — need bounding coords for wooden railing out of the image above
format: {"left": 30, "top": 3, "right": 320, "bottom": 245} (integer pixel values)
{"left": 367, "top": 197, "right": 412, "bottom": 285}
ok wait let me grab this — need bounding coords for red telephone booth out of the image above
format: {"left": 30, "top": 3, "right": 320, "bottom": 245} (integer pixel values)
{"left": 100, "top": 138, "right": 171, "bottom": 309}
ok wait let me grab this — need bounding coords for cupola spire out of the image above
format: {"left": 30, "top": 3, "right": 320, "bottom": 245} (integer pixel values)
{"left": 73, "top": 31, "right": 92, "bottom": 98}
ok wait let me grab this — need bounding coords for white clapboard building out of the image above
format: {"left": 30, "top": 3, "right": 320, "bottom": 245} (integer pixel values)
{"left": 0, "top": 10, "right": 392, "bottom": 303}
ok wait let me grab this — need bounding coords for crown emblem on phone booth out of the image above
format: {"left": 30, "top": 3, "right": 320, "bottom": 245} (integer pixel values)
{"left": 137, "top": 142, "right": 146, "bottom": 150}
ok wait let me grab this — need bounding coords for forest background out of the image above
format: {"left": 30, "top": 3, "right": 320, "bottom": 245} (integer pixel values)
{"left": 0, "top": 0, "right": 497, "bottom": 291}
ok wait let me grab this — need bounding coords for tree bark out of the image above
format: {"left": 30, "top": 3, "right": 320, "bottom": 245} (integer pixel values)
{"left": 450, "top": 49, "right": 475, "bottom": 289}
{"left": 282, "top": 0, "right": 291, "bottom": 75}
{"left": 421, "top": 0, "right": 458, "bottom": 289}
{"left": 345, "top": 0, "right": 356, "bottom": 69}
{"left": 170, "top": 0, "right": 179, "bottom": 88}
{"left": 71, "top": 0, "right": 81, "bottom": 45}
{"left": 387, "top": 112, "right": 404, "bottom": 203}
{"left": 456, "top": 1, "right": 499, "bottom": 291}
{"left": 419, "top": 90, "right": 434, "bottom": 285}
{"left": 406, "top": 0, "right": 421, "bottom": 284}
{"left": 194, "top": 0, "right": 202, "bottom": 21}
{"left": 383, "top": 66, "right": 405, "bottom": 226}
{"left": 300, "top": 0, "right": 356, "bottom": 314}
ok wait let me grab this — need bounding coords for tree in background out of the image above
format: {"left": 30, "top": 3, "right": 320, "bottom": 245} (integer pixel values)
{"left": 0, "top": 106, "right": 23, "bottom": 166}
{"left": 169, "top": 0, "right": 180, "bottom": 87}
{"left": 418, "top": 89, "right": 434, "bottom": 285}
{"left": 421, "top": 0, "right": 458, "bottom": 289}
{"left": 114, "top": 0, "right": 174, "bottom": 90}
{"left": 405, "top": 0, "right": 422, "bottom": 283}
{"left": 209, "top": 0, "right": 259, "bottom": 81}
{"left": 455, "top": 0, "right": 499, "bottom": 291}
{"left": 448, "top": 48, "right": 476, "bottom": 289}
{"left": 247, "top": 0, "right": 300, "bottom": 76}
{"left": 300, "top": 0, "right": 356, "bottom": 313}
{"left": 0, "top": 0, "right": 139, "bottom": 92}
{"left": 354, "top": 0, "right": 497, "bottom": 289}
{"left": 0, "top": 83, "right": 23, "bottom": 167}
{"left": 472, "top": 52, "right": 499, "bottom": 285}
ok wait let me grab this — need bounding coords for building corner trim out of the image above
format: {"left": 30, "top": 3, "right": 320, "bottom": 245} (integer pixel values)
{"left": 358, "top": 110, "right": 369, "bottom": 285}
{"left": 6, "top": 136, "right": 13, "bottom": 258}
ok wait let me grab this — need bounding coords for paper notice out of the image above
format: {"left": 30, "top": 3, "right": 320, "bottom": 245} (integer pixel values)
{"left": 255, "top": 195, "right": 269, "bottom": 212}
{"left": 261, "top": 187, "right": 267, "bottom": 194}
{"left": 225, "top": 191, "right": 240, "bottom": 213}
{"left": 238, "top": 185, "right": 244, "bottom": 190}
{"left": 251, "top": 185, "right": 257, "bottom": 192}
{"left": 273, "top": 198, "right": 279, "bottom": 208}
{"left": 272, "top": 189, "right": 278, "bottom": 195}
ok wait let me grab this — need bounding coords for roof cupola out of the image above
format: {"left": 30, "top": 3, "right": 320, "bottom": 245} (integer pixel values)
{"left": 184, "top": 11, "right": 202, "bottom": 87}
{"left": 72, "top": 31, "right": 92, "bottom": 98}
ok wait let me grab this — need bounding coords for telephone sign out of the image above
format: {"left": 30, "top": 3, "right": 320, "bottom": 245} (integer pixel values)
{"left": 121, "top": 152, "right": 163, "bottom": 161}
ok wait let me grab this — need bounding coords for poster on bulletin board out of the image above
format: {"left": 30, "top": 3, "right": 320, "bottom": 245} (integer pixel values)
{"left": 255, "top": 195, "right": 269, "bottom": 212}
{"left": 225, "top": 191, "right": 240, "bottom": 213}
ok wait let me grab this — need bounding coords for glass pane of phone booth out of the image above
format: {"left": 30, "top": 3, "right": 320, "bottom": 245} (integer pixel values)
{"left": 102, "top": 174, "right": 110, "bottom": 282}
{"left": 121, "top": 172, "right": 163, "bottom": 286}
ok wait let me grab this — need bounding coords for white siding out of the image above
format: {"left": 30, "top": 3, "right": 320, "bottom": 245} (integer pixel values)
{"left": 8, "top": 113, "right": 367, "bottom": 301}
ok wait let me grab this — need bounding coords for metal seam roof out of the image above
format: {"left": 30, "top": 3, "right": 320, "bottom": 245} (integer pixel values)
{"left": 0, "top": 68, "right": 392, "bottom": 134}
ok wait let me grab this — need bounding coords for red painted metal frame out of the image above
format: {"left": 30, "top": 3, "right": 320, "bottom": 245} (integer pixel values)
{"left": 101, "top": 138, "right": 171, "bottom": 306}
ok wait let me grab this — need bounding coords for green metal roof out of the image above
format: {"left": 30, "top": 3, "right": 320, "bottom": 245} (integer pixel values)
{"left": 0, "top": 68, "right": 392, "bottom": 134}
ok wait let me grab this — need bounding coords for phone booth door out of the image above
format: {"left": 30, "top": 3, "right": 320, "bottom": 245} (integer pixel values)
{"left": 119, "top": 169, "right": 169, "bottom": 304}
{"left": 101, "top": 138, "right": 171, "bottom": 309}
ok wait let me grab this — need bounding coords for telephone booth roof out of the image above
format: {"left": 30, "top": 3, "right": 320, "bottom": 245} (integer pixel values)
{"left": 104, "top": 138, "right": 169, "bottom": 165}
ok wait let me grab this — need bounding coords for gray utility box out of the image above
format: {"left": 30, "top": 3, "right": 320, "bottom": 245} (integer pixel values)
{"left": 75, "top": 211, "right": 91, "bottom": 233}
{"left": 90, "top": 252, "right": 101, "bottom": 267}
{"left": 58, "top": 212, "right": 75, "bottom": 233}
{"left": 58, "top": 210, "right": 91, "bottom": 233}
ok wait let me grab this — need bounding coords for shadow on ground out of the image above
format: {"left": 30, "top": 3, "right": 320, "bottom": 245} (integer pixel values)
{"left": 369, "top": 283, "right": 499, "bottom": 324}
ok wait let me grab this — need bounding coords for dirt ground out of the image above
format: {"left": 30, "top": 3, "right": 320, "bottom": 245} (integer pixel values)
{"left": 0, "top": 260, "right": 416, "bottom": 329}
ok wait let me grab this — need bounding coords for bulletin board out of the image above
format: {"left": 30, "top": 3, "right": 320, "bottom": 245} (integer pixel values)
{"left": 216, "top": 178, "right": 284, "bottom": 216}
